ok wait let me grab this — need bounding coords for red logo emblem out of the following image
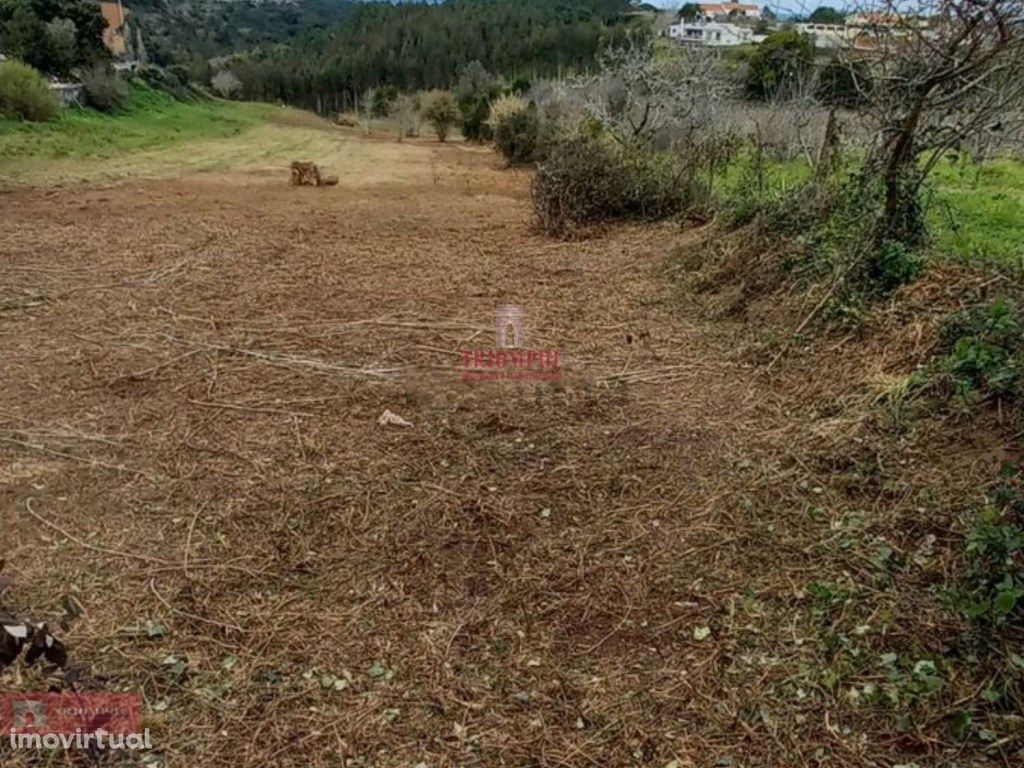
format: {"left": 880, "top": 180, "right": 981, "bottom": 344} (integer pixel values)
{"left": 1, "top": 693, "right": 142, "bottom": 736}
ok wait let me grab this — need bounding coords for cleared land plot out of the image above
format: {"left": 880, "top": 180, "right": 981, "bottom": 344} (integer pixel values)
{"left": 0, "top": 118, "right": 1017, "bottom": 767}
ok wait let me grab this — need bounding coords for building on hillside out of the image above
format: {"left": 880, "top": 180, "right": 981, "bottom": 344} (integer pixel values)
{"left": 666, "top": 20, "right": 755, "bottom": 46}
{"left": 696, "top": 3, "right": 760, "bottom": 20}
{"left": 50, "top": 82, "right": 83, "bottom": 108}
{"left": 99, "top": 1, "right": 130, "bottom": 56}
{"left": 845, "top": 12, "right": 903, "bottom": 28}
{"left": 795, "top": 22, "right": 847, "bottom": 49}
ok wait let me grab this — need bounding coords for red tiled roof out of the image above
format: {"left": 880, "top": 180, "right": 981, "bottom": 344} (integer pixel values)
{"left": 698, "top": 3, "right": 759, "bottom": 12}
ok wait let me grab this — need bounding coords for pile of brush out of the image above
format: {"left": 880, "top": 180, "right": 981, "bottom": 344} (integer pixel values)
{"left": 0, "top": 559, "right": 67, "bottom": 669}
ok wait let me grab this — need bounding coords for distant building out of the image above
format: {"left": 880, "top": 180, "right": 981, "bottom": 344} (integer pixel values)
{"left": 99, "top": 1, "right": 130, "bottom": 56}
{"left": 49, "top": 82, "right": 83, "bottom": 108}
{"left": 696, "top": 3, "right": 761, "bottom": 20}
{"left": 845, "top": 12, "right": 903, "bottom": 28}
{"left": 795, "top": 22, "right": 847, "bottom": 49}
{"left": 667, "top": 20, "right": 755, "bottom": 46}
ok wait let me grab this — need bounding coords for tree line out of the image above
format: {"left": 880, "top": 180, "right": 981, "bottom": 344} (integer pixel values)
{"left": 222, "top": 0, "right": 648, "bottom": 114}
{"left": 0, "top": 0, "right": 108, "bottom": 76}
{"left": 127, "top": 0, "right": 359, "bottom": 75}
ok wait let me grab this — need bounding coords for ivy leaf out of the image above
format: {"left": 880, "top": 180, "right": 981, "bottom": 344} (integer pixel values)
{"left": 161, "top": 654, "right": 187, "bottom": 678}
{"left": 951, "top": 709, "right": 971, "bottom": 739}
{"left": 993, "top": 582, "right": 1022, "bottom": 617}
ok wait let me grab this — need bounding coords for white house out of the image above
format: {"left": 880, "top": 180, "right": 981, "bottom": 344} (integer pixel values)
{"left": 697, "top": 3, "right": 761, "bottom": 20}
{"left": 667, "top": 20, "right": 754, "bottom": 46}
{"left": 795, "top": 22, "right": 848, "bottom": 49}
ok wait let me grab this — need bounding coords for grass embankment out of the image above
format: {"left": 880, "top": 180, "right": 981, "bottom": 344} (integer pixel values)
{"left": 711, "top": 150, "right": 1024, "bottom": 267}
{"left": 0, "top": 83, "right": 269, "bottom": 159}
{"left": 0, "top": 83, "right": 337, "bottom": 187}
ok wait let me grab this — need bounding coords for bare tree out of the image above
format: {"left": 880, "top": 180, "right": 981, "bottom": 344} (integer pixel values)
{"left": 838, "top": 0, "right": 1024, "bottom": 234}
{"left": 211, "top": 70, "right": 242, "bottom": 99}
{"left": 391, "top": 93, "right": 421, "bottom": 141}
{"left": 760, "top": 64, "right": 826, "bottom": 165}
{"left": 561, "top": 43, "right": 735, "bottom": 145}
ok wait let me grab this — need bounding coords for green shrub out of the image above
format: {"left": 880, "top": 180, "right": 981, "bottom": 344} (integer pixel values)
{"left": 954, "top": 482, "right": 1024, "bottom": 627}
{"left": 422, "top": 91, "right": 458, "bottom": 142}
{"left": 725, "top": 167, "right": 926, "bottom": 305}
{"left": 489, "top": 95, "right": 540, "bottom": 165}
{"left": 488, "top": 93, "right": 527, "bottom": 129}
{"left": 0, "top": 59, "right": 59, "bottom": 121}
{"left": 140, "top": 66, "right": 194, "bottom": 99}
{"left": 369, "top": 85, "right": 398, "bottom": 118}
{"left": 938, "top": 298, "right": 1024, "bottom": 407}
{"left": 863, "top": 239, "right": 924, "bottom": 294}
{"left": 458, "top": 96, "right": 492, "bottom": 142}
{"left": 532, "top": 130, "right": 697, "bottom": 235}
{"left": 508, "top": 77, "right": 531, "bottom": 95}
{"left": 167, "top": 65, "right": 191, "bottom": 87}
{"left": 454, "top": 61, "right": 498, "bottom": 142}
{"left": 0, "top": 0, "right": 107, "bottom": 76}
{"left": 745, "top": 30, "right": 813, "bottom": 100}
{"left": 81, "top": 64, "right": 128, "bottom": 112}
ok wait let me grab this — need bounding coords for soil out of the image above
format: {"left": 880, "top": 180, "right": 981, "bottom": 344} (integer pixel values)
{"left": 0, "top": 128, "right": 1017, "bottom": 767}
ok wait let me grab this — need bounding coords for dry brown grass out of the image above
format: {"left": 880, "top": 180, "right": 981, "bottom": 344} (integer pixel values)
{"left": 1, "top": 130, "right": 1021, "bottom": 767}
{"left": 0, "top": 116, "right": 471, "bottom": 189}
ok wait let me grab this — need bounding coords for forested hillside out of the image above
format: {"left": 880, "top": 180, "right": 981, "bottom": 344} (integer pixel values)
{"left": 223, "top": 0, "right": 647, "bottom": 112}
{"left": 129, "top": 0, "right": 358, "bottom": 72}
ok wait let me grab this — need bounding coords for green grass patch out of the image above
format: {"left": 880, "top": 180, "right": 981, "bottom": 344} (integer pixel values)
{"left": 0, "top": 81, "right": 277, "bottom": 163}
{"left": 928, "top": 156, "right": 1024, "bottom": 267}
{"left": 713, "top": 149, "right": 814, "bottom": 202}
{"left": 713, "top": 150, "right": 1024, "bottom": 268}
{"left": 711, "top": 149, "right": 817, "bottom": 231}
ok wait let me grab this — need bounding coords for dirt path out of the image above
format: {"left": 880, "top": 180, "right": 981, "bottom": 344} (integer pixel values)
{"left": 0, "top": 130, "right": 966, "bottom": 767}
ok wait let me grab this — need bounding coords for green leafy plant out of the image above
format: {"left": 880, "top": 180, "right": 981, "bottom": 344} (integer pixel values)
{"left": 938, "top": 298, "right": 1024, "bottom": 407}
{"left": 422, "top": 90, "right": 458, "bottom": 143}
{"left": 369, "top": 85, "right": 398, "bottom": 118}
{"left": 0, "top": 58, "right": 59, "bottom": 122}
{"left": 454, "top": 60, "right": 499, "bottom": 142}
{"left": 0, "top": 0, "right": 107, "bottom": 76}
{"left": 864, "top": 239, "right": 924, "bottom": 294}
{"left": 745, "top": 30, "right": 813, "bottom": 100}
{"left": 489, "top": 94, "right": 540, "bottom": 165}
{"left": 956, "top": 481, "right": 1024, "bottom": 626}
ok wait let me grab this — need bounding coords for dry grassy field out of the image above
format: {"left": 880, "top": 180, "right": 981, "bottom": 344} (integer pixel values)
{"left": 1, "top": 116, "right": 1016, "bottom": 767}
